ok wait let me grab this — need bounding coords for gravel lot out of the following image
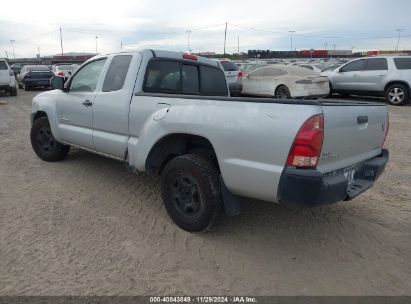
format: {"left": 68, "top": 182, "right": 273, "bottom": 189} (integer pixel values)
{"left": 0, "top": 89, "right": 410, "bottom": 296}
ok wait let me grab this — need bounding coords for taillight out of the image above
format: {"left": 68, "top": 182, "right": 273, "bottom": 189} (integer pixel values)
{"left": 286, "top": 114, "right": 324, "bottom": 168}
{"left": 57, "top": 71, "right": 65, "bottom": 76}
{"left": 183, "top": 53, "right": 197, "bottom": 61}
{"left": 238, "top": 70, "right": 244, "bottom": 78}
{"left": 382, "top": 113, "right": 389, "bottom": 147}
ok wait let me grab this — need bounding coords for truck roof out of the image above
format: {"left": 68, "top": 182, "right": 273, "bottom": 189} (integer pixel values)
{"left": 92, "top": 49, "right": 221, "bottom": 68}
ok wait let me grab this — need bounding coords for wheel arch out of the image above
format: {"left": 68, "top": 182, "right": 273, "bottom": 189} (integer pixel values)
{"left": 32, "top": 111, "right": 48, "bottom": 123}
{"left": 145, "top": 133, "right": 219, "bottom": 175}
{"left": 384, "top": 81, "right": 410, "bottom": 93}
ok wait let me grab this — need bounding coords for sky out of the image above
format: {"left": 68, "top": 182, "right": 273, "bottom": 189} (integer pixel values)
{"left": 0, "top": 0, "right": 410, "bottom": 58}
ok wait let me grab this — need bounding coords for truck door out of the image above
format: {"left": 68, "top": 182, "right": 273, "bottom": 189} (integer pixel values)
{"left": 92, "top": 53, "right": 142, "bottom": 158}
{"left": 55, "top": 58, "right": 107, "bottom": 150}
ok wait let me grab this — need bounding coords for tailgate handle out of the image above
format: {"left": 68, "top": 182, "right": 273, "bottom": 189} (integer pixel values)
{"left": 357, "top": 116, "right": 368, "bottom": 124}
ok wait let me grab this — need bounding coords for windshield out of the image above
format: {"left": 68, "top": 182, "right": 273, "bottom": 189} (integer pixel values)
{"left": 220, "top": 61, "right": 239, "bottom": 71}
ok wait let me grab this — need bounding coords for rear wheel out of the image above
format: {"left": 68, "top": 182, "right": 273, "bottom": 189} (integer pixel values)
{"left": 385, "top": 84, "right": 409, "bottom": 106}
{"left": 275, "top": 85, "right": 291, "bottom": 99}
{"left": 18, "top": 81, "right": 22, "bottom": 89}
{"left": 161, "top": 153, "right": 222, "bottom": 232}
{"left": 23, "top": 82, "right": 30, "bottom": 91}
{"left": 30, "top": 117, "right": 70, "bottom": 162}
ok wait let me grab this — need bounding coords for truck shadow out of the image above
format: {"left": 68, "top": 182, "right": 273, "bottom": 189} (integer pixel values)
{"left": 64, "top": 148, "right": 383, "bottom": 257}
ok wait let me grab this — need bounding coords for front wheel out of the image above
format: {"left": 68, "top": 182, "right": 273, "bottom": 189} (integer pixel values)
{"left": 23, "top": 82, "right": 30, "bottom": 91}
{"left": 30, "top": 117, "right": 70, "bottom": 162}
{"left": 386, "top": 84, "right": 409, "bottom": 106}
{"left": 275, "top": 85, "right": 291, "bottom": 99}
{"left": 161, "top": 153, "right": 223, "bottom": 232}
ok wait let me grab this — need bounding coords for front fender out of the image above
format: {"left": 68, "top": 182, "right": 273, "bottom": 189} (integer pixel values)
{"left": 31, "top": 90, "right": 63, "bottom": 142}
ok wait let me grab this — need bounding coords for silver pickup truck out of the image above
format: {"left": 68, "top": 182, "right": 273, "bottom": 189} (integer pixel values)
{"left": 30, "top": 50, "right": 389, "bottom": 232}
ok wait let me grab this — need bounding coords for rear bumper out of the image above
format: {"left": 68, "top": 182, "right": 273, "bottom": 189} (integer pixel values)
{"left": 277, "top": 149, "right": 389, "bottom": 207}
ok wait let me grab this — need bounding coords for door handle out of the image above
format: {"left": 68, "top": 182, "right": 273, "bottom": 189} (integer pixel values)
{"left": 82, "top": 100, "right": 92, "bottom": 107}
{"left": 357, "top": 116, "right": 368, "bottom": 124}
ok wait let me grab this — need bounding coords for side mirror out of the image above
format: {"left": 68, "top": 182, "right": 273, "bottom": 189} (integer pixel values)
{"left": 51, "top": 76, "right": 65, "bottom": 90}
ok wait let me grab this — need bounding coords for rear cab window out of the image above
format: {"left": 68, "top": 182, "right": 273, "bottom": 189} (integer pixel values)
{"left": 143, "top": 59, "right": 228, "bottom": 96}
{"left": 394, "top": 58, "right": 411, "bottom": 70}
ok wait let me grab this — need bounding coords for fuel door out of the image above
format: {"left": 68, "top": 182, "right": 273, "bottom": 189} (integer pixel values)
{"left": 153, "top": 103, "right": 171, "bottom": 121}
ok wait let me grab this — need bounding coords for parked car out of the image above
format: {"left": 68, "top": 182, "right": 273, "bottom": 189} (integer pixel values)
{"left": 10, "top": 63, "right": 25, "bottom": 76}
{"left": 51, "top": 64, "right": 76, "bottom": 80}
{"left": 17, "top": 65, "right": 54, "bottom": 91}
{"left": 30, "top": 50, "right": 389, "bottom": 232}
{"left": 215, "top": 59, "right": 243, "bottom": 96}
{"left": 327, "top": 56, "right": 411, "bottom": 105}
{"left": 242, "top": 64, "right": 330, "bottom": 99}
{"left": 0, "top": 59, "right": 17, "bottom": 96}
{"left": 298, "top": 64, "right": 322, "bottom": 73}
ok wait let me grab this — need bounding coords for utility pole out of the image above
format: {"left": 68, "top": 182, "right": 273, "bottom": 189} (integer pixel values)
{"left": 186, "top": 30, "right": 191, "bottom": 53}
{"left": 37, "top": 47, "right": 41, "bottom": 63}
{"left": 5, "top": 50, "right": 9, "bottom": 59}
{"left": 10, "top": 40, "right": 15, "bottom": 59}
{"left": 223, "top": 22, "right": 227, "bottom": 56}
{"left": 237, "top": 36, "right": 240, "bottom": 55}
{"left": 396, "top": 28, "right": 404, "bottom": 51}
{"left": 121, "top": 41, "right": 123, "bottom": 50}
{"left": 60, "top": 28, "right": 64, "bottom": 55}
{"left": 95, "top": 36, "right": 98, "bottom": 54}
{"left": 288, "top": 30, "right": 295, "bottom": 57}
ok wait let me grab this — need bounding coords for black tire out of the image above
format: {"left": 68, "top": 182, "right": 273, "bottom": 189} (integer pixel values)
{"left": 385, "top": 84, "right": 409, "bottom": 106}
{"left": 161, "top": 153, "right": 223, "bottom": 232}
{"left": 327, "top": 82, "right": 333, "bottom": 98}
{"left": 23, "top": 82, "right": 30, "bottom": 91}
{"left": 30, "top": 117, "right": 70, "bottom": 162}
{"left": 9, "top": 87, "right": 17, "bottom": 96}
{"left": 275, "top": 85, "right": 291, "bottom": 99}
{"left": 18, "top": 81, "right": 22, "bottom": 89}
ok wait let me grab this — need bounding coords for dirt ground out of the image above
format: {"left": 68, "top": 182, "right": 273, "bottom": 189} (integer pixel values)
{"left": 0, "top": 89, "right": 410, "bottom": 296}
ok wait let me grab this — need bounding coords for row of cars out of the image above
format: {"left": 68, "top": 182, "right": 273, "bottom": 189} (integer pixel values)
{"left": 0, "top": 61, "right": 79, "bottom": 95}
{"left": 219, "top": 55, "right": 411, "bottom": 105}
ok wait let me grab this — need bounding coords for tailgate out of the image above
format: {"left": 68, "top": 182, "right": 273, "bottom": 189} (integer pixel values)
{"left": 317, "top": 103, "right": 388, "bottom": 173}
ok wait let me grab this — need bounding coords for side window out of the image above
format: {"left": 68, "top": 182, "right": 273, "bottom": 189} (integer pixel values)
{"left": 70, "top": 59, "right": 107, "bottom": 92}
{"left": 365, "top": 58, "right": 388, "bottom": 71}
{"left": 394, "top": 58, "right": 411, "bottom": 70}
{"left": 199, "top": 65, "right": 228, "bottom": 96}
{"left": 102, "top": 55, "right": 132, "bottom": 92}
{"left": 340, "top": 60, "right": 366, "bottom": 72}
{"left": 182, "top": 64, "right": 199, "bottom": 94}
{"left": 144, "top": 61, "right": 181, "bottom": 93}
